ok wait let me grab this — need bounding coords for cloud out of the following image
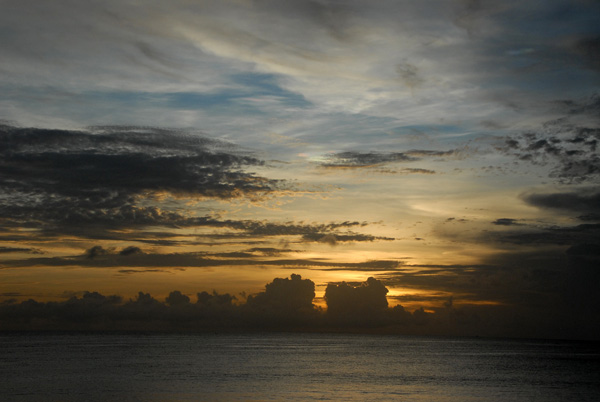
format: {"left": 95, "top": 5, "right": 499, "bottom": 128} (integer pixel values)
{"left": 0, "top": 244, "right": 402, "bottom": 272}
{"left": 317, "top": 149, "right": 455, "bottom": 170}
{"left": 165, "top": 290, "right": 190, "bottom": 306}
{"left": 500, "top": 96, "right": 600, "bottom": 183}
{"left": 0, "top": 246, "right": 41, "bottom": 254}
{"left": 0, "top": 124, "right": 278, "bottom": 200}
{"left": 319, "top": 151, "right": 416, "bottom": 168}
{"left": 522, "top": 189, "right": 600, "bottom": 219}
{"left": 119, "top": 246, "right": 143, "bottom": 256}
{"left": 324, "top": 277, "right": 389, "bottom": 325}
{"left": 86, "top": 246, "right": 111, "bottom": 259}
{"left": 486, "top": 223, "right": 600, "bottom": 247}
{"left": 1, "top": 0, "right": 599, "bottom": 139}
{"left": 301, "top": 232, "right": 394, "bottom": 245}
{"left": 246, "top": 274, "right": 315, "bottom": 315}
{"left": 492, "top": 218, "right": 521, "bottom": 226}
{"left": 572, "top": 36, "right": 600, "bottom": 71}
{"left": 0, "top": 124, "right": 291, "bottom": 231}
{"left": 1, "top": 271, "right": 598, "bottom": 339}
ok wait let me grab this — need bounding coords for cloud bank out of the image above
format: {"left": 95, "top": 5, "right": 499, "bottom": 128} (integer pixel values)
{"left": 4, "top": 274, "right": 594, "bottom": 340}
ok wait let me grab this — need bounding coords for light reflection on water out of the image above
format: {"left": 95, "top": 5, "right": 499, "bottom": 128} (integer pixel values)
{"left": 1, "top": 332, "right": 599, "bottom": 401}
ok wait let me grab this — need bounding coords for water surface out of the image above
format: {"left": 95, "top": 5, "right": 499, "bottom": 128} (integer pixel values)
{"left": 1, "top": 332, "right": 599, "bottom": 401}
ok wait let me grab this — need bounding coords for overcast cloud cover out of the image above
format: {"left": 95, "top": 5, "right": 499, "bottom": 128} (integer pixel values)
{"left": 1, "top": 0, "right": 599, "bottom": 340}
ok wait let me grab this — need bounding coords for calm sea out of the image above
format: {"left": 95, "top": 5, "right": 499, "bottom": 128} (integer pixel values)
{"left": 1, "top": 332, "right": 599, "bottom": 401}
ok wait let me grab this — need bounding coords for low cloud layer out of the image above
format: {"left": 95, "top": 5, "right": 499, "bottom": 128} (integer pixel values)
{"left": 4, "top": 274, "right": 593, "bottom": 339}
{"left": 1, "top": 245, "right": 402, "bottom": 272}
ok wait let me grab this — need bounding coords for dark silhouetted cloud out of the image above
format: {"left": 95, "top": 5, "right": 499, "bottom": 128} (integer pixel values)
{"left": 246, "top": 274, "right": 315, "bottom": 315}
{"left": 325, "top": 277, "right": 389, "bottom": 325}
{"left": 119, "top": 246, "right": 143, "bottom": 256}
{"left": 0, "top": 272, "right": 598, "bottom": 340}
{"left": 0, "top": 246, "right": 402, "bottom": 272}
{"left": 0, "top": 246, "right": 40, "bottom": 254}
{"left": 301, "top": 232, "right": 394, "bottom": 244}
{"left": 0, "top": 124, "right": 285, "bottom": 229}
{"left": 165, "top": 290, "right": 190, "bottom": 306}
{"left": 522, "top": 189, "right": 600, "bottom": 219}
{"left": 492, "top": 218, "right": 521, "bottom": 226}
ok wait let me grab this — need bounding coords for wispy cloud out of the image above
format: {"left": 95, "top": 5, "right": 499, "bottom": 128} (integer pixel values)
{"left": 317, "top": 149, "right": 455, "bottom": 170}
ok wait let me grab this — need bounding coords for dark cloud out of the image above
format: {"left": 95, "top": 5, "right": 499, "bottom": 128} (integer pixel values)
{"left": 318, "top": 149, "right": 455, "bottom": 169}
{"left": 1, "top": 292, "right": 22, "bottom": 298}
{"left": 0, "top": 124, "right": 284, "bottom": 228}
{"left": 0, "top": 271, "right": 597, "bottom": 339}
{"left": 196, "top": 291, "right": 236, "bottom": 308}
{"left": 246, "top": 247, "right": 294, "bottom": 256}
{"left": 1, "top": 205, "right": 375, "bottom": 244}
{"left": 86, "top": 245, "right": 111, "bottom": 259}
{"left": 117, "top": 269, "right": 171, "bottom": 275}
{"left": 119, "top": 246, "right": 143, "bottom": 256}
{"left": 445, "top": 217, "right": 469, "bottom": 223}
{"left": 492, "top": 218, "right": 521, "bottom": 226}
{"left": 483, "top": 223, "right": 600, "bottom": 247}
{"left": 0, "top": 245, "right": 402, "bottom": 272}
{"left": 0, "top": 246, "right": 40, "bottom": 254}
{"left": 0, "top": 125, "right": 397, "bottom": 247}
{"left": 391, "top": 168, "right": 436, "bottom": 175}
{"left": 324, "top": 277, "right": 389, "bottom": 325}
{"left": 567, "top": 243, "right": 600, "bottom": 258}
{"left": 319, "top": 151, "right": 415, "bottom": 168}
{"left": 378, "top": 264, "right": 517, "bottom": 303}
{"left": 522, "top": 189, "right": 600, "bottom": 219}
{"left": 165, "top": 290, "right": 190, "bottom": 306}
{"left": 572, "top": 36, "right": 600, "bottom": 71}
{"left": 403, "top": 149, "right": 457, "bottom": 158}
{"left": 500, "top": 96, "right": 600, "bottom": 183}
{"left": 302, "top": 232, "right": 394, "bottom": 244}
{"left": 246, "top": 274, "right": 315, "bottom": 316}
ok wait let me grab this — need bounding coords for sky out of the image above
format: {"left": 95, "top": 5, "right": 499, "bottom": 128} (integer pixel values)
{"left": 1, "top": 0, "right": 599, "bottom": 339}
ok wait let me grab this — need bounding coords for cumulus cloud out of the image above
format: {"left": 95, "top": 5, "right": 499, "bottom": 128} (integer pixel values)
{"left": 165, "top": 290, "right": 190, "bottom": 306}
{"left": 246, "top": 274, "right": 316, "bottom": 316}
{"left": 325, "top": 277, "right": 389, "bottom": 325}
{"left": 0, "top": 272, "right": 597, "bottom": 339}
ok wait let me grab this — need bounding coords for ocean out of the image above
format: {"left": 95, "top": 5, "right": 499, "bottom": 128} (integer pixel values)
{"left": 1, "top": 332, "right": 599, "bottom": 401}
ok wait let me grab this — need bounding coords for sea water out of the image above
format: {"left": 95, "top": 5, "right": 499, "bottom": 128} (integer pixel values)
{"left": 1, "top": 332, "right": 599, "bottom": 401}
